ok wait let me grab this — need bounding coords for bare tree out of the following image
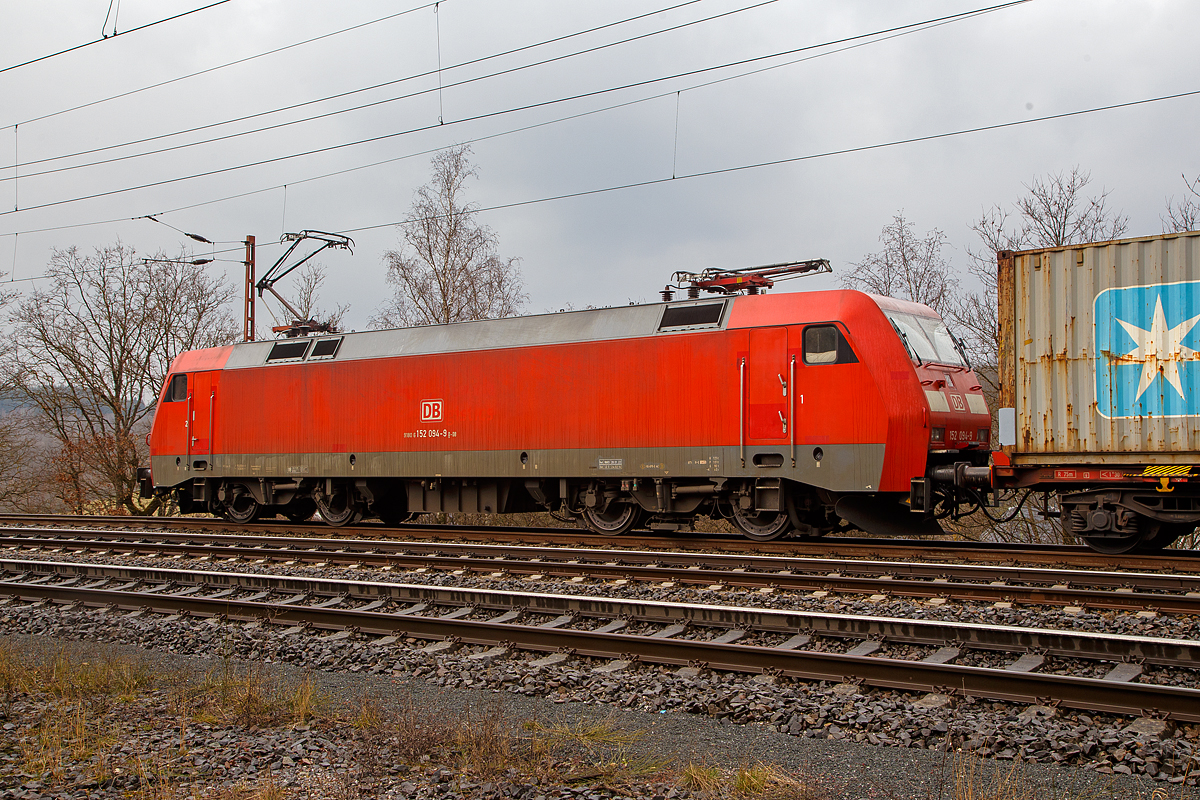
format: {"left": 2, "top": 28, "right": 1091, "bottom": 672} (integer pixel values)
{"left": 1011, "top": 167, "right": 1127, "bottom": 248}
{"left": 953, "top": 167, "right": 1128, "bottom": 397}
{"left": 843, "top": 212, "right": 957, "bottom": 315}
{"left": 10, "top": 243, "right": 238, "bottom": 515}
{"left": 372, "top": 145, "right": 527, "bottom": 328}
{"left": 286, "top": 263, "right": 349, "bottom": 333}
{"left": 1163, "top": 172, "right": 1200, "bottom": 233}
{"left": 946, "top": 167, "right": 1127, "bottom": 546}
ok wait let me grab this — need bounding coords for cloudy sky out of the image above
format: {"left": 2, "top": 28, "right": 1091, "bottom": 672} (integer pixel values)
{"left": 0, "top": 0, "right": 1196, "bottom": 332}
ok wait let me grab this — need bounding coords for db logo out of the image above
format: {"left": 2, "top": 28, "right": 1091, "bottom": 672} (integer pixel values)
{"left": 949, "top": 394, "right": 966, "bottom": 412}
{"left": 421, "top": 399, "right": 443, "bottom": 422}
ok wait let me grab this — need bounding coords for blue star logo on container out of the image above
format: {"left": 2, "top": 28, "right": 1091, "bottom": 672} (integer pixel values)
{"left": 1095, "top": 280, "right": 1200, "bottom": 418}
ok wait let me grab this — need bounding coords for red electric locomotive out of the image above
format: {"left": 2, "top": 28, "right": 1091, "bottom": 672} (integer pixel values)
{"left": 142, "top": 261, "right": 991, "bottom": 540}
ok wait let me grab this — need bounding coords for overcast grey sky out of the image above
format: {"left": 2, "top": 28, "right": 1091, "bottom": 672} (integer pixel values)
{"left": 1, "top": 0, "right": 1196, "bottom": 332}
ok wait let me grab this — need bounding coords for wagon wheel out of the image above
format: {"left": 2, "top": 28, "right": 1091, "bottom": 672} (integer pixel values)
{"left": 581, "top": 503, "right": 642, "bottom": 536}
{"left": 223, "top": 492, "right": 261, "bottom": 524}
{"left": 730, "top": 502, "right": 793, "bottom": 542}
{"left": 1136, "top": 522, "right": 1194, "bottom": 552}
{"left": 315, "top": 486, "right": 363, "bottom": 528}
{"left": 1065, "top": 505, "right": 1145, "bottom": 555}
{"left": 1080, "top": 534, "right": 1141, "bottom": 555}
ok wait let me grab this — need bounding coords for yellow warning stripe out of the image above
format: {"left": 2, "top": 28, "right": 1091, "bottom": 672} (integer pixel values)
{"left": 1140, "top": 466, "right": 1193, "bottom": 477}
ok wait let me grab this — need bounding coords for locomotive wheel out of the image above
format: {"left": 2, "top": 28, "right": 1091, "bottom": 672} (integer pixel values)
{"left": 730, "top": 503, "right": 793, "bottom": 541}
{"left": 315, "top": 487, "right": 363, "bottom": 527}
{"left": 581, "top": 503, "right": 641, "bottom": 535}
{"left": 283, "top": 498, "right": 317, "bottom": 523}
{"left": 223, "top": 492, "right": 261, "bottom": 524}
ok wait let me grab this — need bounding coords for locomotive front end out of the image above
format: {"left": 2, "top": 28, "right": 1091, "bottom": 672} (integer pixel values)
{"left": 870, "top": 298, "right": 994, "bottom": 522}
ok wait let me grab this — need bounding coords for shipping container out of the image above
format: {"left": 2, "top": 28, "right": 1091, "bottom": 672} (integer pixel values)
{"left": 994, "top": 230, "right": 1200, "bottom": 552}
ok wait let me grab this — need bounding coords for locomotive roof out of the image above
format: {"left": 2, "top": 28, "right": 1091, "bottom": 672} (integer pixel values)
{"left": 176, "top": 289, "right": 913, "bottom": 372}
{"left": 224, "top": 296, "right": 732, "bottom": 369}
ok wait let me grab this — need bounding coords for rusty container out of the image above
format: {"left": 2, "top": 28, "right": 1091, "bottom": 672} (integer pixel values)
{"left": 997, "top": 231, "right": 1200, "bottom": 466}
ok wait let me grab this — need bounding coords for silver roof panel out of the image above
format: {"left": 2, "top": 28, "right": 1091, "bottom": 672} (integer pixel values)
{"left": 224, "top": 300, "right": 730, "bottom": 369}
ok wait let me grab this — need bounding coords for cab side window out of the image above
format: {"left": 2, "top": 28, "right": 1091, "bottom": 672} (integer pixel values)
{"left": 804, "top": 325, "right": 858, "bottom": 365}
{"left": 165, "top": 374, "right": 188, "bottom": 402}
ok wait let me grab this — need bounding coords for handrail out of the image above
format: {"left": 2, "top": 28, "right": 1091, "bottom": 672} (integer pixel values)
{"left": 790, "top": 354, "right": 796, "bottom": 467}
{"left": 739, "top": 357, "right": 745, "bottom": 468}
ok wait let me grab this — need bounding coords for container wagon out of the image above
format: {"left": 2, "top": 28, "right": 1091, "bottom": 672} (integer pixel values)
{"left": 994, "top": 230, "right": 1200, "bottom": 553}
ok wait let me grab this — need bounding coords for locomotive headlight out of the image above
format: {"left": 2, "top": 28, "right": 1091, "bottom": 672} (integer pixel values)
{"left": 931, "top": 427, "right": 945, "bottom": 442}
{"left": 977, "top": 428, "right": 990, "bottom": 443}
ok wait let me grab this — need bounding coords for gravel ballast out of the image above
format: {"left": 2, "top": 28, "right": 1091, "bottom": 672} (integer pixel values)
{"left": 0, "top": 595, "right": 1196, "bottom": 799}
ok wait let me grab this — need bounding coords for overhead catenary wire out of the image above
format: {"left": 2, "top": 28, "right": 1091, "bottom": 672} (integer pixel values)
{"left": 101, "top": 0, "right": 121, "bottom": 38}
{"left": 0, "top": 2, "right": 1028, "bottom": 211}
{"left": 3, "top": 87, "right": 1196, "bottom": 283}
{"left": 0, "top": 7, "right": 962, "bottom": 238}
{"left": 329, "top": 87, "right": 1200, "bottom": 237}
{"left": 435, "top": 2, "right": 445, "bottom": 125}
{"left": 4, "top": 244, "right": 267, "bottom": 285}
{"left": 5, "top": 1, "right": 441, "bottom": 130}
{"left": 0, "top": 0, "right": 776, "bottom": 174}
{"left": 0, "top": 2, "right": 1139, "bottom": 238}
{"left": 0, "top": 0, "right": 234, "bottom": 76}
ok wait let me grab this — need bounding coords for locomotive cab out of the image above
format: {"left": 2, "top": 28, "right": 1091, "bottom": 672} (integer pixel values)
{"left": 870, "top": 298, "right": 993, "bottom": 527}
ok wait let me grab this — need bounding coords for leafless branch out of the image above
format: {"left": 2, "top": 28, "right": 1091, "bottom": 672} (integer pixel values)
{"left": 843, "top": 212, "right": 958, "bottom": 316}
{"left": 8, "top": 243, "right": 237, "bottom": 514}
{"left": 1163, "top": 172, "right": 1200, "bottom": 233}
{"left": 371, "top": 144, "right": 527, "bottom": 328}
{"left": 288, "top": 262, "right": 349, "bottom": 332}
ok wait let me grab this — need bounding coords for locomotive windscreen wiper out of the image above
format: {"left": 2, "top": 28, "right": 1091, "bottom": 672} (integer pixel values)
{"left": 891, "top": 320, "right": 922, "bottom": 366}
{"left": 948, "top": 330, "right": 973, "bottom": 371}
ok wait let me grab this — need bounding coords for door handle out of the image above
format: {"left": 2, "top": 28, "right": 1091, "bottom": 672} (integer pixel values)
{"left": 778, "top": 373, "right": 787, "bottom": 396}
{"left": 778, "top": 410, "right": 787, "bottom": 435}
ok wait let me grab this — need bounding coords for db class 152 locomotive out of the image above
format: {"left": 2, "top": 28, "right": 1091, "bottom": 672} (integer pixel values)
{"left": 141, "top": 260, "right": 994, "bottom": 541}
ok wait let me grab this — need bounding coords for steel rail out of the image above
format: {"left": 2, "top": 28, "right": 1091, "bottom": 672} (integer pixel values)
{"left": 4, "top": 525, "right": 1196, "bottom": 587}
{"left": 0, "top": 513, "right": 1194, "bottom": 570}
{"left": 4, "top": 527, "right": 1200, "bottom": 613}
{"left": 5, "top": 559, "right": 1199, "bottom": 667}
{"left": 3, "top": 563, "right": 1200, "bottom": 722}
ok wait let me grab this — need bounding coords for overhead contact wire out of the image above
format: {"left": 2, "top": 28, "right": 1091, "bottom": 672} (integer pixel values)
{"left": 0, "top": 0, "right": 234, "bottom": 76}
{"left": 330, "top": 87, "right": 1200, "bottom": 236}
{"left": 0, "top": 5, "right": 1014, "bottom": 236}
{"left": 6, "top": 2, "right": 440, "bottom": 129}
{"left": 0, "top": 2, "right": 1026, "bottom": 206}
{"left": 1, "top": 0, "right": 722, "bottom": 168}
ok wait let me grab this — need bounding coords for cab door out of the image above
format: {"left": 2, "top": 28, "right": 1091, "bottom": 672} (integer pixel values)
{"left": 747, "top": 327, "right": 789, "bottom": 441}
{"left": 187, "top": 371, "right": 215, "bottom": 466}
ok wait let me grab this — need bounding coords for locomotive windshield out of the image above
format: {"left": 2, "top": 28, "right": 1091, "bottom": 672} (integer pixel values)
{"left": 884, "top": 311, "right": 967, "bottom": 367}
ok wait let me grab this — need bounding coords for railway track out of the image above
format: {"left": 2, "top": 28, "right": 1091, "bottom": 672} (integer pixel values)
{"left": 3, "top": 558, "right": 1200, "bottom": 722}
{"left": 5, "top": 524, "right": 1200, "bottom": 613}
{"left": 1, "top": 513, "right": 1196, "bottom": 570}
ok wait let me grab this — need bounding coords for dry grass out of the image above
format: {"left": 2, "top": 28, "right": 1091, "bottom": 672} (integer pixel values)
{"left": 10, "top": 642, "right": 1192, "bottom": 800}
{"left": 679, "top": 762, "right": 827, "bottom": 799}
{"left": 167, "top": 658, "right": 324, "bottom": 728}
{"left": 524, "top": 715, "right": 645, "bottom": 752}
{"left": 0, "top": 641, "right": 154, "bottom": 702}
{"left": 20, "top": 703, "right": 121, "bottom": 784}
{"left": 944, "top": 751, "right": 1192, "bottom": 800}
{"left": 1, "top": 643, "right": 328, "bottom": 793}
{"left": 349, "top": 698, "right": 672, "bottom": 786}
